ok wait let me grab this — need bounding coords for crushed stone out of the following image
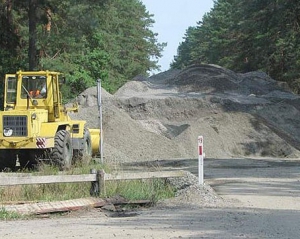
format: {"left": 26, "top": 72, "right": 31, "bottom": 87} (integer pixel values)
{"left": 69, "top": 63, "right": 300, "bottom": 207}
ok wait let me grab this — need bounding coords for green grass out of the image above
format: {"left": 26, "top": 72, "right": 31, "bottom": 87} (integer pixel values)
{"left": 106, "top": 178, "right": 175, "bottom": 202}
{"left": 0, "top": 208, "right": 27, "bottom": 220}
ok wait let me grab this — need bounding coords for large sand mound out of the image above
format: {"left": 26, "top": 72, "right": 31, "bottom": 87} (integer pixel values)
{"left": 70, "top": 64, "right": 300, "bottom": 162}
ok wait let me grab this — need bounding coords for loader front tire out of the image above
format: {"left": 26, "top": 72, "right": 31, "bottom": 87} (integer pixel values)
{"left": 0, "top": 150, "right": 16, "bottom": 171}
{"left": 52, "top": 130, "right": 73, "bottom": 170}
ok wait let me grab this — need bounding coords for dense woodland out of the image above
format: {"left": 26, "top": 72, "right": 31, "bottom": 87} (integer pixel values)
{"left": 0, "top": 0, "right": 165, "bottom": 98}
{"left": 1, "top": 1, "right": 300, "bottom": 99}
{"left": 172, "top": 0, "right": 300, "bottom": 92}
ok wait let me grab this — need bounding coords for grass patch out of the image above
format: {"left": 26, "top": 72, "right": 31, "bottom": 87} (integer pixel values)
{"left": 0, "top": 208, "right": 26, "bottom": 220}
{"left": 106, "top": 179, "right": 175, "bottom": 202}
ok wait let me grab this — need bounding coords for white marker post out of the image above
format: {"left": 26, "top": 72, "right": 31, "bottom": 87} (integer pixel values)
{"left": 198, "top": 136, "right": 204, "bottom": 185}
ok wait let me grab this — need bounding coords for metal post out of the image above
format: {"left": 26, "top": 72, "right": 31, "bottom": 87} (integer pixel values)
{"left": 97, "top": 79, "right": 103, "bottom": 164}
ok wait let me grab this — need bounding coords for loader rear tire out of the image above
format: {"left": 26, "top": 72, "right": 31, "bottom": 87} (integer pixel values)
{"left": 73, "top": 128, "right": 93, "bottom": 165}
{"left": 80, "top": 128, "right": 93, "bottom": 161}
{"left": 52, "top": 130, "right": 73, "bottom": 170}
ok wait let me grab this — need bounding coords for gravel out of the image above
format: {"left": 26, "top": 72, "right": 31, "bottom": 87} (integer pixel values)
{"left": 69, "top": 63, "right": 300, "bottom": 206}
{"left": 161, "top": 171, "right": 229, "bottom": 208}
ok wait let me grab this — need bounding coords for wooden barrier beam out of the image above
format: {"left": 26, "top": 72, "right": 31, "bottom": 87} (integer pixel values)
{"left": 0, "top": 169, "right": 187, "bottom": 197}
{"left": 0, "top": 174, "right": 95, "bottom": 186}
{"left": 105, "top": 170, "right": 186, "bottom": 181}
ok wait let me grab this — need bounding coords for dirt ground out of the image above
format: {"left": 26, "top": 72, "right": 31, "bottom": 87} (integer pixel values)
{"left": 2, "top": 64, "right": 300, "bottom": 238}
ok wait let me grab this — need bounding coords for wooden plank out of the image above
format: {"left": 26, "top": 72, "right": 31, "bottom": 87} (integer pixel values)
{"left": 0, "top": 173, "right": 33, "bottom": 177}
{"left": 3, "top": 197, "right": 107, "bottom": 215}
{"left": 0, "top": 174, "right": 96, "bottom": 186}
{"left": 105, "top": 170, "right": 186, "bottom": 181}
{"left": 2, "top": 197, "right": 152, "bottom": 215}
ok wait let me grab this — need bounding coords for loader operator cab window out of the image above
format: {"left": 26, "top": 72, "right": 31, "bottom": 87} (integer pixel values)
{"left": 6, "top": 76, "right": 17, "bottom": 104}
{"left": 21, "top": 76, "right": 47, "bottom": 99}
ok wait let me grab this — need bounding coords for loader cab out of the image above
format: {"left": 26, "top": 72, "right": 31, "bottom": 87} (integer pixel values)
{"left": 3, "top": 71, "right": 64, "bottom": 122}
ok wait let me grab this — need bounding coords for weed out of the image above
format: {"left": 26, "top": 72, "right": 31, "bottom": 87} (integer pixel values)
{"left": 0, "top": 208, "right": 26, "bottom": 220}
{"left": 106, "top": 178, "right": 175, "bottom": 203}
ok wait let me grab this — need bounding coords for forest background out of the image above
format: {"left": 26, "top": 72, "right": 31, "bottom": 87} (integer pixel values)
{"left": 0, "top": 0, "right": 300, "bottom": 101}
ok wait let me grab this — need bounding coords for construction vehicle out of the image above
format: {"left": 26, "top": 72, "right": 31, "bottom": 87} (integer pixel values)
{"left": 0, "top": 70, "right": 100, "bottom": 170}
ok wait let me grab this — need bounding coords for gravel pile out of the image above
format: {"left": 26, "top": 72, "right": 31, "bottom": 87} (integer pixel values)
{"left": 160, "top": 172, "right": 229, "bottom": 208}
{"left": 71, "top": 63, "right": 300, "bottom": 161}
{"left": 69, "top": 63, "right": 300, "bottom": 206}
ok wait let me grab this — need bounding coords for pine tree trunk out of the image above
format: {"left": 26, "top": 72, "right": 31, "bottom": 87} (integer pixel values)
{"left": 28, "top": 0, "right": 37, "bottom": 70}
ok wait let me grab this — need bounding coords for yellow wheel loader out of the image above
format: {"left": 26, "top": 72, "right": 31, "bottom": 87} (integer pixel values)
{"left": 0, "top": 71, "right": 100, "bottom": 170}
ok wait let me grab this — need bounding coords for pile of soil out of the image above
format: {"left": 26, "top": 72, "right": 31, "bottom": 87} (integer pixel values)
{"left": 70, "top": 64, "right": 300, "bottom": 163}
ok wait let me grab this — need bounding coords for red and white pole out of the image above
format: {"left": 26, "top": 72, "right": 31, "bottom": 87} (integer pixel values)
{"left": 198, "top": 136, "right": 204, "bottom": 185}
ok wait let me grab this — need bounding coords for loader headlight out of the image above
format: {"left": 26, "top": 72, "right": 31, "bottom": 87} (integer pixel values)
{"left": 32, "top": 100, "right": 38, "bottom": 106}
{"left": 31, "top": 113, "right": 37, "bottom": 120}
{"left": 3, "top": 128, "right": 13, "bottom": 137}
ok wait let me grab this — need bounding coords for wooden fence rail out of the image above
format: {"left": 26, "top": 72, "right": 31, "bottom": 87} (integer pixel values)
{"left": 0, "top": 169, "right": 187, "bottom": 196}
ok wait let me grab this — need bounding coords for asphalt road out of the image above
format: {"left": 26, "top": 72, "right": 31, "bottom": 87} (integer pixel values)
{"left": 205, "top": 157, "right": 300, "bottom": 210}
{"left": 145, "top": 157, "right": 300, "bottom": 210}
